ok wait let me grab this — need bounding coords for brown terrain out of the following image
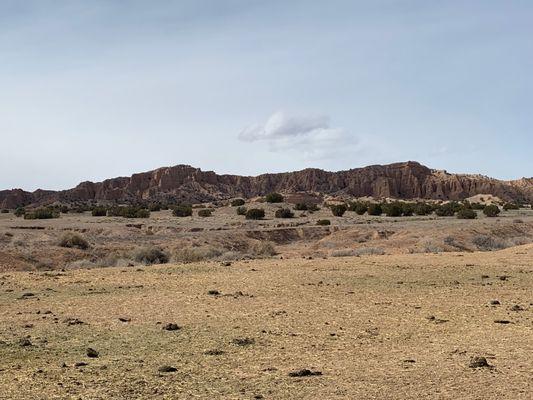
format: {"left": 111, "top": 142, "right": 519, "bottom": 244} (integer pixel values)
{"left": 1, "top": 161, "right": 532, "bottom": 209}
{"left": 1, "top": 164, "right": 532, "bottom": 399}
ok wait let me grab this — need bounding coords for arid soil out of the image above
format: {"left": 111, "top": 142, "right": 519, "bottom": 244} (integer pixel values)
{"left": 0, "top": 204, "right": 532, "bottom": 272}
{"left": 0, "top": 246, "right": 532, "bottom": 399}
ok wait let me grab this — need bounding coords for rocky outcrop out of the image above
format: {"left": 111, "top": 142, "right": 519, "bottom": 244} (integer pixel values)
{"left": 1, "top": 161, "right": 532, "bottom": 209}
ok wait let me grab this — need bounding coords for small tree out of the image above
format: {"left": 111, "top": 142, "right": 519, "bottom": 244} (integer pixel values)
{"left": 414, "top": 202, "right": 432, "bottom": 216}
{"left": 367, "top": 203, "right": 382, "bottom": 216}
{"left": 231, "top": 198, "right": 245, "bottom": 207}
{"left": 265, "top": 192, "right": 284, "bottom": 203}
{"left": 198, "top": 209, "right": 212, "bottom": 217}
{"left": 294, "top": 203, "right": 308, "bottom": 211}
{"left": 483, "top": 204, "right": 500, "bottom": 217}
{"left": 246, "top": 208, "right": 265, "bottom": 220}
{"left": 14, "top": 207, "right": 25, "bottom": 217}
{"left": 435, "top": 203, "right": 455, "bottom": 217}
{"left": 330, "top": 204, "right": 347, "bottom": 217}
{"left": 383, "top": 202, "right": 403, "bottom": 217}
{"left": 316, "top": 219, "right": 331, "bottom": 226}
{"left": 91, "top": 207, "right": 107, "bottom": 217}
{"left": 457, "top": 208, "right": 477, "bottom": 219}
{"left": 173, "top": 205, "right": 193, "bottom": 217}
{"left": 503, "top": 203, "right": 519, "bottom": 211}
{"left": 354, "top": 202, "right": 368, "bottom": 215}
{"left": 275, "top": 208, "right": 294, "bottom": 218}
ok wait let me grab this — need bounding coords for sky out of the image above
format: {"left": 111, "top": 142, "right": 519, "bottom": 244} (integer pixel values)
{"left": 1, "top": 0, "right": 532, "bottom": 191}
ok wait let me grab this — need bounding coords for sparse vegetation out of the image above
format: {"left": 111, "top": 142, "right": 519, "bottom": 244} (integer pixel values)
{"left": 316, "top": 219, "right": 331, "bottom": 226}
{"left": 24, "top": 208, "right": 60, "bottom": 220}
{"left": 245, "top": 208, "right": 265, "bottom": 220}
{"left": 14, "top": 207, "right": 25, "bottom": 217}
{"left": 231, "top": 199, "right": 245, "bottom": 207}
{"left": 198, "top": 209, "right": 213, "bottom": 217}
{"left": 108, "top": 206, "right": 150, "bottom": 218}
{"left": 134, "top": 246, "right": 169, "bottom": 265}
{"left": 91, "top": 207, "right": 107, "bottom": 217}
{"left": 414, "top": 202, "right": 433, "bottom": 216}
{"left": 265, "top": 192, "right": 284, "bottom": 203}
{"left": 383, "top": 202, "right": 403, "bottom": 217}
{"left": 435, "top": 203, "right": 456, "bottom": 217}
{"left": 172, "top": 205, "right": 193, "bottom": 217}
{"left": 330, "top": 204, "right": 347, "bottom": 217}
{"left": 58, "top": 232, "right": 90, "bottom": 250}
{"left": 457, "top": 208, "right": 477, "bottom": 219}
{"left": 483, "top": 204, "right": 500, "bottom": 217}
{"left": 294, "top": 203, "right": 308, "bottom": 210}
{"left": 236, "top": 206, "right": 247, "bottom": 215}
{"left": 503, "top": 203, "right": 520, "bottom": 211}
{"left": 275, "top": 208, "right": 294, "bottom": 218}
{"left": 367, "top": 203, "right": 382, "bottom": 216}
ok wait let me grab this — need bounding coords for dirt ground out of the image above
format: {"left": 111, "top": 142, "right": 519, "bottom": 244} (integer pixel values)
{"left": 1, "top": 245, "right": 532, "bottom": 399}
{"left": 0, "top": 204, "right": 532, "bottom": 271}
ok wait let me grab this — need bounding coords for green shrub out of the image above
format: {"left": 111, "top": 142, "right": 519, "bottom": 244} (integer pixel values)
{"left": 470, "top": 202, "right": 485, "bottom": 210}
{"left": 149, "top": 203, "right": 161, "bottom": 212}
{"left": 414, "top": 202, "right": 433, "bottom": 216}
{"left": 330, "top": 204, "right": 347, "bottom": 217}
{"left": 483, "top": 204, "right": 500, "bottom": 217}
{"left": 231, "top": 199, "right": 245, "bottom": 207}
{"left": 198, "top": 209, "right": 212, "bottom": 217}
{"left": 134, "top": 246, "right": 169, "bottom": 265}
{"left": 435, "top": 203, "right": 455, "bottom": 217}
{"left": 503, "top": 203, "right": 519, "bottom": 211}
{"left": 367, "top": 203, "right": 382, "bottom": 216}
{"left": 245, "top": 208, "right": 265, "bottom": 220}
{"left": 401, "top": 202, "right": 415, "bottom": 216}
{"left": 383, "top": 202, "right": 403, "bottom": 217}
{"left": 294, "top": 203, "right": 308, "bottom": 211}
{"left": 354, "top": 202, "right": 368, "bottom": 215}
{"left": 307, "top": 203, "right": 320, "bottom": 212}
{"left": 457, "top": 208, "right": 477, "bottom": 219}
{"left": 236, "top": 206, "right": 247, "bottom": 216}
{"left": 24, "top": 208, "right": 59, "bottom": 220}
{"left": 91, "top": 207, "right": 107, "bottom": 217}
{"left": 172, "top": 205, "right": 193, "bottom": 217}
{"left": 316, "top": 219, "right": 331, "bottom": 226}
{"left": 109, "top": 206, "right": 150, "bottom": 218}
{"left": 275, "top": 208, "right": 294, "bottom": 218}
{"left": 14, "top": 207, "right": 25, "bottom": 217}
{"left": 59, "top": 232, "right": 90, "bottom": 250}
{"left": 265, "top": 192, "right": 284, "bottom": 203}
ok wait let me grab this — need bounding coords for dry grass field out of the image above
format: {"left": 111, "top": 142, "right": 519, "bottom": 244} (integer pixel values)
{"left": 0, "top": 205, "right": 532, "bottom": 399}
{"left": 1, "top": 245, "right": 532, "bottom": 399}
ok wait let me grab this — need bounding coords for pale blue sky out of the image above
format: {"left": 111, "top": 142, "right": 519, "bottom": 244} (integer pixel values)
{"left": 1, "top": 0, "right": 531, "bottom": 190}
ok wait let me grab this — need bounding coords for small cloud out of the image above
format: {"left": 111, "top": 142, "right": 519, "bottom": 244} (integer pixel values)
{"left": 238, "top": 111, "right": 360, "bottom": 161}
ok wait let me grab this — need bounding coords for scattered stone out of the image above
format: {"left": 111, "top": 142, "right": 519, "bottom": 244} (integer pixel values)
{"left": 64, "top": 318, "right": 85, "bottom": 326}
{"left": 498, "top": 275, "right": 509, "bottom": 281}
{"left": 162, "top": 323, "right": 181, "bottom": 331}
{"left": 86, "top": 348, "right": 99, "bottom": 358}
{"left": 490, "top": 300, "right": 500, "bottom": 305}
{"left": 221, "top": 261, "right": 232, "bottom": 267}
{"left": 207, "top": 290, "right": 220, "bottom": 296}
{"left": 74, "top": 362, "right": 88, "bottom": 367}
{"left": 204, "top": 349, "right": 225, "bottom": 356}
{"left": 232, "top": 337, "right": 255, "bottom": 346}
{"left": 118, "top": 317, "right": 131, "bottom": 322}
{"left": 23, "top": 324, "right": 34, "bottom": 329}
{"left": 18, "top": 292, "right": 35, "bottom": 299}
{"left": 158, "top": 365, "right": 177, "bottom": 373}
{"left": 19, "top": 338, "right": 32, "bottom": 347}
{"left": 510, "top": 305, "right": 524, "bottom": 311}
{"left": 288, "top": 369, "right": 323, "bottom": 377}
{"left": 494, "top": 320, "right": 511, "bottom": 324}
{"left": 403, "top": 359, "right": 416, "bottom": 363}
{"left": 469, "top": 356, "right": 492, "bottom": 368}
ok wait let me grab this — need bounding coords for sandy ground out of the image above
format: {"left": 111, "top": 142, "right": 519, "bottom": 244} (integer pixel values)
{"left": 1, "top": 245, "right": 532, "bottom": 399}
{"left": 0, "top": 205, "right": 532, "bottom": 271}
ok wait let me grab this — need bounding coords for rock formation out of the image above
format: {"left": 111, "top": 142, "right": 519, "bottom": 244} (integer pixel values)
{"left": 1, "top": 161, "right": 532, "bottom": 208}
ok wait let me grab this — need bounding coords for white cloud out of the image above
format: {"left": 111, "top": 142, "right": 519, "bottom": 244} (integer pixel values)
{"left": 238, "top": 111, "right": 360, "bottom": 161}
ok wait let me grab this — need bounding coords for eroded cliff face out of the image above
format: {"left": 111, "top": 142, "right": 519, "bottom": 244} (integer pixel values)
{"left": 1, "top": 161, "right": 531, "bottom": 208}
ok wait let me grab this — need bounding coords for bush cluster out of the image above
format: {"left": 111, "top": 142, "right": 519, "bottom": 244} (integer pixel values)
{"left": 108, "top": 206, "right": 150, "bottom": 218}
{"left": 172, "top": 205, "right": 193, "bottom": 217}
{"left": 91, "top": 207, "right": 107, "bottom": 217}
{"left": 316, "top": 219, "right": 331, "bottom": 226}
{"left": 231, "top": 199, "right": 245, "bottom": 207}
{"left": 59, "top": 232, "right": 90, "bottom": 250}
{"left": 198, "top": 209, "right": 212, "bottom": 217}
{"left": 24, "top": 208, "right": 60, "bottom": 220}
{"left": 265, "top": 192, "right": 284, "bottom": 203}
{"left": 236, "top": 206, "right": 247, "bottom": 216}
{"left": 456, "top": 208, "right": 477, "bottom": 219}
{"left": 275, "top": 208, "right": 294, "bottom": 218}
{"left": 330, "top": 204, "right": 347, "bottom": 217}
{"left": 483, "top": 204, "right": 500, "bottom": 217}
{"left": 245, "top": 208, "right": 265, "bottom": 220}
{"left": 503, "top": 203, "right": 519, "bottom": 211}
{"left": 134, "top": 246, "right": 169, "bottom": 265}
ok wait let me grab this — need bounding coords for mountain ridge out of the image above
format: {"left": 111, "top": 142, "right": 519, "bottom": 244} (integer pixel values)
{"left": 1, "top": 161, "right": 532, "bottom": 209}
